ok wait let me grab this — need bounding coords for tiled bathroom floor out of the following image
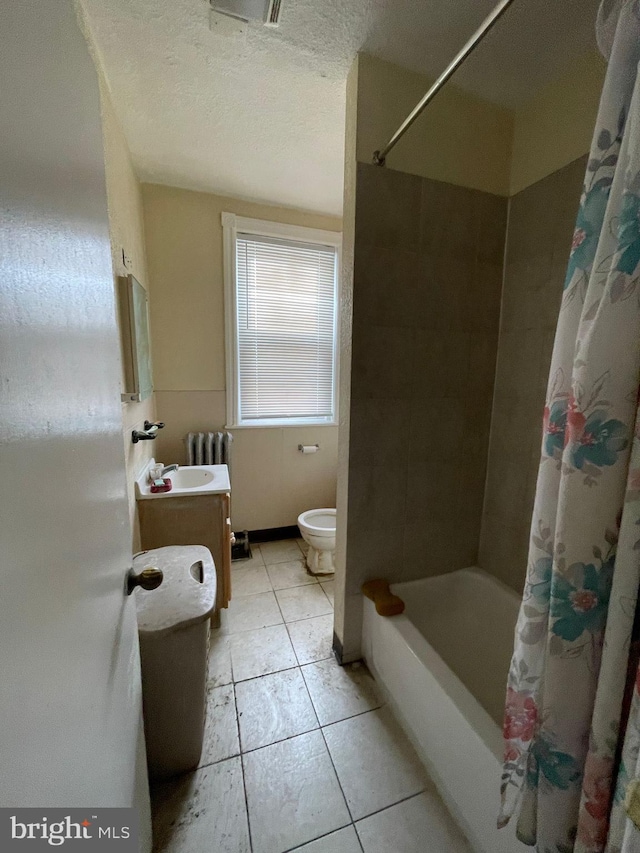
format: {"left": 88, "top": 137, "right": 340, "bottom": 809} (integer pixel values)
{"left": 151, "top": 540, "right": 471, "bottom": 853}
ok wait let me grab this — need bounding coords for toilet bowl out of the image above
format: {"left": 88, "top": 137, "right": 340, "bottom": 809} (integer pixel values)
{"left": 297, "top": 508, "right": 336, "bottom": 576}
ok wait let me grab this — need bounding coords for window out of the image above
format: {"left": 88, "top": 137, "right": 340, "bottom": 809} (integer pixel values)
{"left": 223, "top": 214, "right": 341, "bottom": 427}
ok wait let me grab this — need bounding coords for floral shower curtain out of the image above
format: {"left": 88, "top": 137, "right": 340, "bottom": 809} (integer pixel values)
{"left": 499, "top": 2, "right": 640, "bottom": 852}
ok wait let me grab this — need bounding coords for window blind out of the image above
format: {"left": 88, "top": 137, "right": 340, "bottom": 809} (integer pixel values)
{"left": 235, "top": 232, "right": 337, "bottom": 424}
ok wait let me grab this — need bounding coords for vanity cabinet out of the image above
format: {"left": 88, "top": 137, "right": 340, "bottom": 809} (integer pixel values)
{"left": 138, "top": 492, "right": 232, "bottom": 616}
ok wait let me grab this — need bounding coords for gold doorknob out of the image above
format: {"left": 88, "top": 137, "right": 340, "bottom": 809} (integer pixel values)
{"left": 127, "top": 566, "right": 163, "bottom": 595}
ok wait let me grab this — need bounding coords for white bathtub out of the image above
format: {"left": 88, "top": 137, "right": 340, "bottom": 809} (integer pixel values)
{"left": 362, "top": 567, "right": 527, "bottom": 853}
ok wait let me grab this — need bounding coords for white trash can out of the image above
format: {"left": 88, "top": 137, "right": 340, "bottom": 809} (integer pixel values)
{"left": 133, "top": 545, "right": 217, "bottom": 780}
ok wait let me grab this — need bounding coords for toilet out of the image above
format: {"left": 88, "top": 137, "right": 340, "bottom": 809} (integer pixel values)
{"left": 297, "top": 508, "right": 336, "bottom": 576}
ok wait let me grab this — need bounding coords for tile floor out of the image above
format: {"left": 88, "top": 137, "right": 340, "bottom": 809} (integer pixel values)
{"left": 151, "top": 539, "right": 471, "bottom": 853}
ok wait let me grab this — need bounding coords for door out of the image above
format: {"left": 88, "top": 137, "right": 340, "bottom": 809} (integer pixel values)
{"left": 0, "top": 0, "right": 151, "bottom": 845}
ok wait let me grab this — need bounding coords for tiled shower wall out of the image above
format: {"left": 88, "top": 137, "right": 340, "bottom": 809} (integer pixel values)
{"left": 344, "top": 163, "right": 506, "bottom": 608}
{"left": 478, "top": 156, "right": 587, "bottom": 592}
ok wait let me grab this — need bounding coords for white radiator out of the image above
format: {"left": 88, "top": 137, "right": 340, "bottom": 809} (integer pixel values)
{"left": 185, "top": 431, "right": 233, "bottom": 469}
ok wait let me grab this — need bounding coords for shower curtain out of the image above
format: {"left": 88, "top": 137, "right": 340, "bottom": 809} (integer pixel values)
{"left": 499, "top": 2, "right": 640, "bottom": 852}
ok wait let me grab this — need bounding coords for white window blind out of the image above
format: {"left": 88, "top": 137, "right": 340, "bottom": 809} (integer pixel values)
{"left": 235, "top": 232, "right": 338, "bottom": 425}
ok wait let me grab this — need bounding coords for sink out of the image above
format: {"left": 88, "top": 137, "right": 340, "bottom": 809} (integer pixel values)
{"left": 170, "top": 468, "right": 214, "bottom": 489}
{"left": 136, "top": 461, "right": 231, "bottom": 500}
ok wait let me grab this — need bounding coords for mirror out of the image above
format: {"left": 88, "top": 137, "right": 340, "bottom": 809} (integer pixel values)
{"left": 118, "top": 274, "right": 153, "bottom": 402}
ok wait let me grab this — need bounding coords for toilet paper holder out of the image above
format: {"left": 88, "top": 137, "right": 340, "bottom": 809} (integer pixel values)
{"left": 298, "top": 444, "right": 319, "bottom": 454}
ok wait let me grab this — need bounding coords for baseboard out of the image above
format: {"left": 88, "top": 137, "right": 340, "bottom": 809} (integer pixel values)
{"left": 249, "top": 525, "right": 299, "bottom": 543}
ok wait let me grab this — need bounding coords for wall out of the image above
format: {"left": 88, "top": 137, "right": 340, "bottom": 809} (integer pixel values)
{"left": 355, "top": 54, "right": 514, "bottom": 196}
{"left": 510, "top": 51, "right": 605, "bottom": 195}
{"left": 336, "top": 52, "right": 512, "bottom": 660}
{"left": 335, "top": 48, "right": 604, "bottom": 658}
{"left": 338, "top": 163, "right": 506, "bottom": 660}
{"left": 141, "top": 184, "right": 342, "bottom": 531}
{"left": 479, "top": 156, "right": 586, "bottom": 591}
{"left": 334, "top": 59, "right": 359, "bottom": 656}
{"left": 99, "top": 82, "right": 156, "bottom": 551}
{"left": 353, "top": 51, "right": 604, "bottom": 200}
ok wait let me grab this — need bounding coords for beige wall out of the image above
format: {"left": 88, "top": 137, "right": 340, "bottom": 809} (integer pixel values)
{"left": 354, "top": 54, "right": 514, "bottom": 196}
{"left": 510, "top": 51, "right": 606, "bottom": 195}
{"left": 99, "top": 81, "right": 156, "bottom": 552}
{"left": 353, "top": 50, "right": 604, "bottom": 199}
{"left": 141, "top": 184, "right": 342, "bottom": 531}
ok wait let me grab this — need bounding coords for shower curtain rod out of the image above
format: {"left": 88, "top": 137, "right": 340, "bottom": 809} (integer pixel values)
{"left": 372, "top": 0, "right": 518, "bottom": 166}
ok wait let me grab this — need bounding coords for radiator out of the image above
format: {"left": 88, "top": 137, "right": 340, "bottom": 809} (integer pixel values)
{"left": 185, "top": 431, "right": 233, "bottom": 469}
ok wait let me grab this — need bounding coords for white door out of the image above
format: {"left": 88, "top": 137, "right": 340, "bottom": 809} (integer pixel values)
{"left": 0, "top": 0, "right": 151, "bottom": 845}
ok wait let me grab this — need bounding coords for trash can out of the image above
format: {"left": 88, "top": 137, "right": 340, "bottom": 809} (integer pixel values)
{"left": 133, "top": 545, "right": 217, "bottom": 781}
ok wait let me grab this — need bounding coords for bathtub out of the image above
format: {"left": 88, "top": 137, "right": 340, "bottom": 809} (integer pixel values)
{"left": 362, "top": 567, "right": 527, "bottom": 853}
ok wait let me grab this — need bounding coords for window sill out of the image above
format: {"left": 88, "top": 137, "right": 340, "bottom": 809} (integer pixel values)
{"left": 226, "top": 421, "right": 338, "bottom": 430}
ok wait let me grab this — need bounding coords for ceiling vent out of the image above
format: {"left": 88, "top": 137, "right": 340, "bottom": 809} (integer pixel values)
{"left": 209, "top": 0, "right": 283, "bottom": 27}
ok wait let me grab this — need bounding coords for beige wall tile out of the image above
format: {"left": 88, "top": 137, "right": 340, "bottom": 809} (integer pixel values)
{"left": 467, "top": 331, "right": 499, "bottom": 401}
{"left": 401, "top": 519, "right": 476, "bottom": 582}
{"left": 500, "top": 260, "right": 553, "bottom": 332}
{"left": 408, "top": 399, "right": 466, "bottom": 464}
{"left": 483, "top": 456, "right": 531, "bottom": 528}
{"left": 479, "top": 156, "right": 585, "bottom": 590}
{"left": 404, "top": 458, "right": 458, "bottom": 525}
{"left": 477, "top": 192, "right": 509, "bottom": 264}
{"left": 348, "top": 399, "right": 412, "bottom": 469}
{"left": 418, "top": 253, "right": 469, "bottom": 331}
{"left": 479, "top": 513, "right": 530, "bottom": 592}
{"left": 465, "top": 261, "right": 503, "bottom": 331}
{"left": 341, "top": 165, "right": 504, "bottom": 656}
{"left": 494, "top": 329, "right": 545, "bottom": 402}
{"left": 355, "top": 164, "right": 422, "bottom": 251}
{"left": 344, "top": 522, "right": 404, "bottom": 596}
{"left": 347, "top": 464, "right": 408, "bottom": 532}
{"left": 340, "top": 594, "right": 364, "bottom": 664}
{"left": 350, "top": 325, "right": 415, "bottom": 400}
{"left": 411, "top": 332, "right": 471, "bottom": 399}
{"left": 420, "top": 180, "right": 480, "bottom": 258}
{"left": 352, "top": 245, "right": 425, "bottom": 329}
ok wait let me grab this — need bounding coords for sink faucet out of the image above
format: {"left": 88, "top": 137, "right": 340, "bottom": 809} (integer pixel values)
{"left": 161, "top": 464, "right": 179, "bottom": 476}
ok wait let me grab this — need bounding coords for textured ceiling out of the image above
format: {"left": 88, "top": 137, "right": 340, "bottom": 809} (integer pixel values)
{"left": 81, "top": 0, "right": 602, "bottom": 215}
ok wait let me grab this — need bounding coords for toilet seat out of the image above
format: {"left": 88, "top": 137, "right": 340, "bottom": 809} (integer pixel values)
{"left": 298, "top": 509, "right": 336, "bottom": 535}
{"left": 297, "top": 508, "right": 336, "bottom": 575}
